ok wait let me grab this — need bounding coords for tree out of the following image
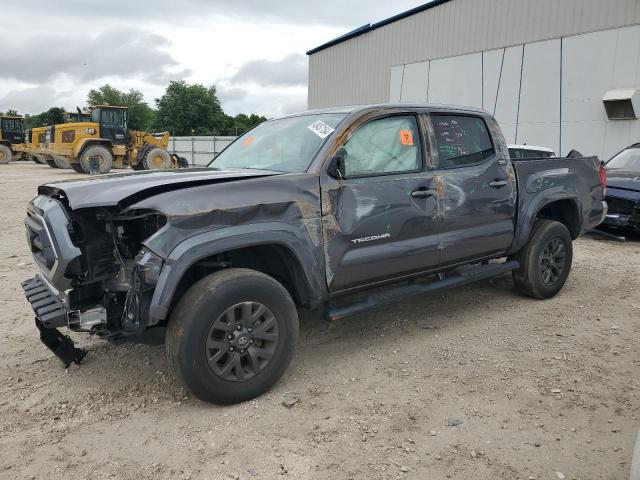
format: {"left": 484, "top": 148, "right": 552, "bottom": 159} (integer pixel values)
{"left": 154, "top": 81, "right": 226, "bottom": 135}
{"left": 229, "top": 113, "right": 267, "bottom": 136}
{"left": 5, "top": 109, "right": 20, "bottom": 117}
{"left": 87, "top": 84, "right": 155, "bottom": 131}
{"left": 23, "top": 107, "right": 66, "bottom": 129}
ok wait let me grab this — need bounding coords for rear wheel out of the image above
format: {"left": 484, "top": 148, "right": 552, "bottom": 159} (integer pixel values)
{"left": 0, "top": 145, "right": 11, "bottom": 164}
{"left": 166, "top": 268, "right": 299, "bottom": 404}
{"left": 143, "top": 147, "right": 171, "bottom": 169}
{"left": 512, "top": 220, "right": 573, "bottom": 299}
{"left": 45, "top": 159, "right": 59, "bottom": 169}
{"left": 80, "top": 145, "right": 113, "bottom": 174}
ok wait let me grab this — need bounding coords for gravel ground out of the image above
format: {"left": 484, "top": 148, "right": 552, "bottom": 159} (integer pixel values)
{"left": 0, "top": 162, "right": 639, "bottom": 480}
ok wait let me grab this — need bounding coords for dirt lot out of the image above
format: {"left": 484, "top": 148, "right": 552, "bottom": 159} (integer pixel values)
{"left": 0, "top": 162, "right": 638, "bottom": 480}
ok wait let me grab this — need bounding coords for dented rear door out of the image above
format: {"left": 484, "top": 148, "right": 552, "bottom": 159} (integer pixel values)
{"left": 427, "top": 113, "right": 517, "bottom": 265}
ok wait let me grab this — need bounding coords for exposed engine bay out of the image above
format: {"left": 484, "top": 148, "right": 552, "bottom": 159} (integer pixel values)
{"left": 25, "top": 193, "right": 167, "bottom": 340}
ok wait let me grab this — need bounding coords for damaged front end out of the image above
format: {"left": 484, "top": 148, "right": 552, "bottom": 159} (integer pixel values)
{"left": 22, "top": 194, "right": 166, "bottom": 366}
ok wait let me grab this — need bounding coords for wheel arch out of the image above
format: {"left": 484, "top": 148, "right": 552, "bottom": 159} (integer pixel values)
{"left": 148, "top": 225, "right": 325, "bottom": 325}
{"left": 535, "top": 199, "right": 581, "bottom": 239}
{"left": 73, "top": 138, "right": 112, "bottom": 158}
{"left": 510, "top": 196, "right": 582, "bottom": 254}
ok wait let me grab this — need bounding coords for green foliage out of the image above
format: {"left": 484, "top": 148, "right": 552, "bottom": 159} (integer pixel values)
{"left": 87, "top": 84, "right": 155, "bottom": 131}
{"left": 154, "top": 81, "right": 267, "bottom": 136}
{"left": 154, "top": 81, "right": 224, "bottom": 135}
{"left": 24, "top": 107, "right": 66, "bottom": 129}
{"left": 4, "top": 81, "right": 267, "bottom": 136}
{"left": 4, "top": 109, "right": 20, "bottom": 117}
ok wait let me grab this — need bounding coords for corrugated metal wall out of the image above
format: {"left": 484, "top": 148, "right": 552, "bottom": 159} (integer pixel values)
{"left": 308, "top": 0, "right": 640, "bottom": 109}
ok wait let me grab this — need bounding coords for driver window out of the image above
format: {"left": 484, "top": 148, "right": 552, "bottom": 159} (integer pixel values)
{"left": 343, "top": 115, "right": 421, "bottom": 177}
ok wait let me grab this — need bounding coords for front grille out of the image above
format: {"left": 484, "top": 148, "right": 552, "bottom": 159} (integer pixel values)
{"left": 25, "top": 212, "right": 56, "bottom": 271}
{"left": 606, "top": 196, "right": 637, "bottom": 216}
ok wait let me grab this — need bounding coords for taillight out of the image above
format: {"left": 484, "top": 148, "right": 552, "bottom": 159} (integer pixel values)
{"left": 599, "top": 163, "right": 607, "bottom": 196}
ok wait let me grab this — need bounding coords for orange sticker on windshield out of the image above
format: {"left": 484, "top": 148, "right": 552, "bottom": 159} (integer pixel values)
{"left": 243, "top": 136, "right": 256, "bottom": 147}
{"left": 400, "top": 130, "right": 414, "bottom": 146}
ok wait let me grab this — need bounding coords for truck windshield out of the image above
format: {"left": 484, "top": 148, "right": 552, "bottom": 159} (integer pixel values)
{"left": 607, "top": 147, "right": 640, "bottom": 171}
{"left": 210, "top": 113, "right": 346, "bottom": 173}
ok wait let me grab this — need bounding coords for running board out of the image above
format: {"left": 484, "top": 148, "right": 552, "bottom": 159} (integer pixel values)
{"left": 328, "top": 260, "right": 519, "bottom": 321}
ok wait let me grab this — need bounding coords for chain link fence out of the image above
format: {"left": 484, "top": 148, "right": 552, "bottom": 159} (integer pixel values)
{"left": 169, "top": 136, "right": 237, "bottom": 166}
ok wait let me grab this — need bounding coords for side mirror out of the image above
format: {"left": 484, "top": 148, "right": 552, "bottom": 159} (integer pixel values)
{"left": 328, "top": 147, "right": 347, "bottom": 179}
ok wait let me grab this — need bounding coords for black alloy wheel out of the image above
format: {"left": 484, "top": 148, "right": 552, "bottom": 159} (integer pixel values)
{"left": 205, "top": 301, "right": 279, "bottom": 382}
{"left": 539, "top": 237, "right": 567, "bottom": 286}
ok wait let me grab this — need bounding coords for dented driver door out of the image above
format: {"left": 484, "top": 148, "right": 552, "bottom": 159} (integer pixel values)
{"left": 320, "top": 113, "right": 441, "bottom": 293}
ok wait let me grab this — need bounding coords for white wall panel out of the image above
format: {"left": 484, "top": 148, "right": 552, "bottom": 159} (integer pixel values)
{"left": 482, "top": 49, "right": 504, "bottom": 114}
{"left": 427, "top": 53, "right": 482, "bottom": 107}
{"left": 389, "top": 65, "right": 404, "bottom": 102}
{"left": 493, "top": 46, "right": 523, "bottom": 127}
{"left": 516, "top": 39, "right": 561, "bottom": 151}
{"left": 400, "top": 61, "right": 429, "bottom": 102}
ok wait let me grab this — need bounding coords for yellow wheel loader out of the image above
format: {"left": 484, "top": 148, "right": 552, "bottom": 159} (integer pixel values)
{"left": 18, "top": 127, "right": 47, "bottom": 164}
{"left": 0, "top": 115, "right": 26, "bottom": 164}
{"left": 41, "top": 105, "right": 182, "bottom": 173}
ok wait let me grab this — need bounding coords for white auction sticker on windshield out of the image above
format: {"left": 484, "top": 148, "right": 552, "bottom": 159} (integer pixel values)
{"left": 307, "top": 120, "right": 335, "bottom": 139}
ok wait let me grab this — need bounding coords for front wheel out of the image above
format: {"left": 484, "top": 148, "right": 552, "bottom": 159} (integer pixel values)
{"left": 143, "top": 147, "right": 171, "bottom": 169}
{"left": 166, "top": 268, "right": 299, "bottom": 404}
{"left": 80, "top": 145, "right": 113, "bottom": 174}
{"left": 0, "top": 145, "right": 11, "bottom": 164}
{"left": 512, "top": 219, "right": 573, "bottom": 299}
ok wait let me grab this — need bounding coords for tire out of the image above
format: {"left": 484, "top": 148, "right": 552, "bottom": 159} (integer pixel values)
{"left": 143, "top": 147, "right": 171, "bottom": 170}
{"left": 0, "top": 145, "right": 11, "bottom": 164}
{"left": 79, "top": 145, "right": 113, "bottom": 174}
{"left": 53, "top": 155, "right": 71, "bottom": 169}
{"left": 45, "top": 159, "right": 59, "bottom": 169}
{"left": 512, "top": 219, "right": 573, "bottom": 299}
{"left": 30, "top": 155, "right": 40, "bottom": 164}
{"left": 166, "top": 268, "right": 299, "bottom": 405}
{"left": 71, "top": 162, "right": 86, "bottom": 173}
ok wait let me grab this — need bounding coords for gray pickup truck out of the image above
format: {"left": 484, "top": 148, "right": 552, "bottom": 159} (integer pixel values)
{"left": 22, "top": 104, "right": 607, "bottom": 404}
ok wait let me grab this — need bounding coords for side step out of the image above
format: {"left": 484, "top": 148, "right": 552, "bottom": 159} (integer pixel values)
{"left": 328, "top": 260, "right": 519, "bottom": 321}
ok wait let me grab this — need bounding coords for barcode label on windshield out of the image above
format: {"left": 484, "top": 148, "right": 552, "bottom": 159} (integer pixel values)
{"left": 307, "top": 120, "right": 335, "bottom": 139}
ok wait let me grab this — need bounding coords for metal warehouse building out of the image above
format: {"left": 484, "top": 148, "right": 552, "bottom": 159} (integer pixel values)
{"left": 307, "top": 0, "right": 640, "bottom": 160}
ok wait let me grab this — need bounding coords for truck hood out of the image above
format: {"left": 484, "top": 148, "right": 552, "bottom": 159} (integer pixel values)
{"left": 606, "top": 169, "right": 640, "bottom": 192}
{"left": 38, "top": 168, "right": 281, "bottom": 210}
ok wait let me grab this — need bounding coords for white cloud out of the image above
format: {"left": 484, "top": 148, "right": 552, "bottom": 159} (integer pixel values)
{"left": 0, "top": 1, "right": 425, "bottom": 116}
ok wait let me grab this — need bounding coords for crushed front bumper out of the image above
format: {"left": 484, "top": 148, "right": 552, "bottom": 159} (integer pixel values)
{"left": 22, "top": 275, "right": 87, "bottom": 367}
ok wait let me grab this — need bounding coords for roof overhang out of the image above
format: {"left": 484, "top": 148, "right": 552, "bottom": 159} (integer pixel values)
{"left": 306, "top": 0, "right": 454, "bottom": 55}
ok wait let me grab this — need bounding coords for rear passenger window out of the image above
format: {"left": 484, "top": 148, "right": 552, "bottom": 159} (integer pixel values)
{"left": 343, "top": 115, "right": 421, "bottom": 177}
{"left": 432, "top": 115, "right": 494, "bottom": 169}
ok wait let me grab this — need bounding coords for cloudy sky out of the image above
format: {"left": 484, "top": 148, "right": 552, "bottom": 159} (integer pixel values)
{"left": 0, "top": 1, "right": 423, "bottom": 118}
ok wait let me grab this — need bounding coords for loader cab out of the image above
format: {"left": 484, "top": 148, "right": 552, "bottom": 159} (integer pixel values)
{"left": 91, "top": 106, "right": 127, "bottom": 145}
{"left": 62, "top": 112, "right": 90, "bottom": 123}
{"left": 0, "top": 116, "right": 25, "bottom": 145}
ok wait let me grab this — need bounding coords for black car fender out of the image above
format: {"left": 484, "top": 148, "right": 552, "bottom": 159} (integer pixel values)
{"left": 148, "top": 222, "right": 326, "bottom": 324}
{"left": 508, "top": 190, "right": 583, "bottom": 255}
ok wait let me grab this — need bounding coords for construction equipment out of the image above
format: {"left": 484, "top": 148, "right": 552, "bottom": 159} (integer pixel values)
{"left": 19, "top": 128, "right": 46, "bottom": 164}
{"left": 62, "top": 111, "right": 91, "bottom": 123}
{"left": 0, "top": 115, "right": 25, "bottom": 164}
{"left": 41, "top": 105, "right": 181, "bottom": 173}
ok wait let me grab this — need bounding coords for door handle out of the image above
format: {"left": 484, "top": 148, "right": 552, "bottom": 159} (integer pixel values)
{"left": 411, "top": 188, "right": 436, "bottom": 198}
{"left": 489, "top": 179, "right": 508, "bottom": 188}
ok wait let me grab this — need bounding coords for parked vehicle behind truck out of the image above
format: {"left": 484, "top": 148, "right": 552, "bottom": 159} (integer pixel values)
{"left": 21, "top": 103, "right": 607, "bottom": 404}
{"left": 41, "top": 105, "right": 181, "bottom": 173}
{"left": 601, "top": 143, "right": 640, "bottom": 233}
